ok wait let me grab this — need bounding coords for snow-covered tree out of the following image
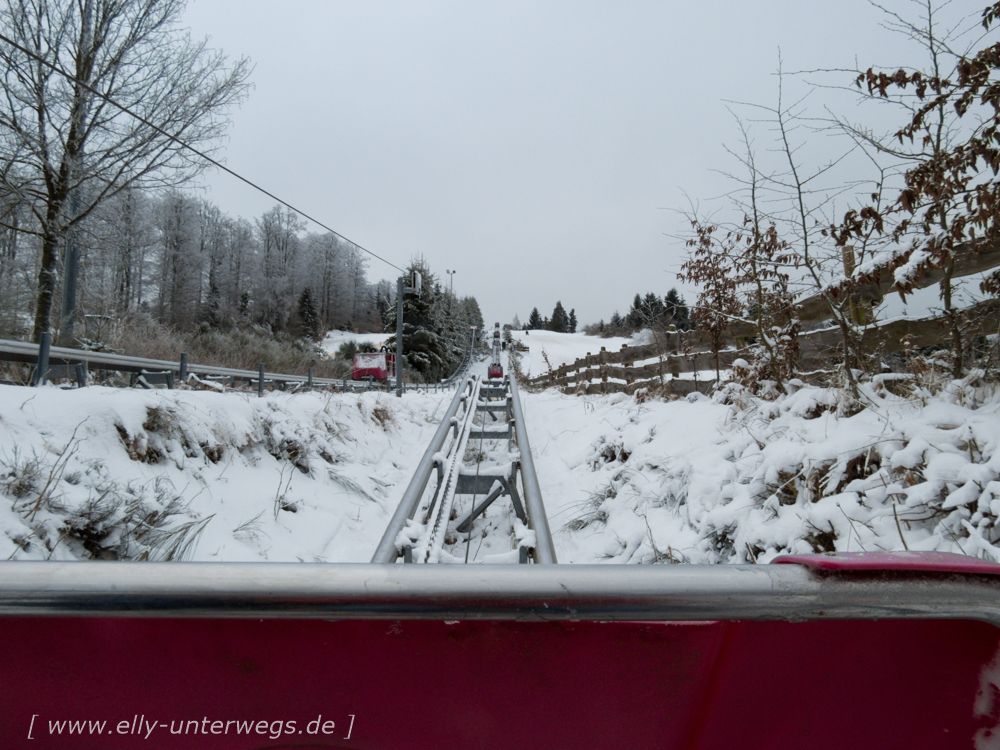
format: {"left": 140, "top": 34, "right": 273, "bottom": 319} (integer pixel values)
{"left": 296, "top": 287, "right": 320, "bottom": 341}
{"left": 0, "top": 0, "right": 251, "bottom": 342}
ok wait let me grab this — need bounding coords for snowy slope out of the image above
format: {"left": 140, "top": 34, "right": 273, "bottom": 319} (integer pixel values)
{"left": 507, "top": 329, "right": 632, "bottom": 378}
{"left": 527, "top": 379, "right": 1000, "bottom": 564}
{"left": 0, "top": 385, "right": 450, "bottom": 562}
{"left": 2, "top": 357, "right": 999, "bottom": 565}
{"left": 321, "top": 329, "right": 390, "bottom": 356}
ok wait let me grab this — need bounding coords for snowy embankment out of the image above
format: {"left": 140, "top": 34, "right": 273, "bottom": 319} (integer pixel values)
{"left": 531, "top": 375, "right": 1000, "bottom": 564}
{"left": 321, "top": 330, "right": 389, "bottom": 356}
{"left": 2, "top": 348, "right": 999, "bottom": 565}
{"left": 0, "top": 386, "right": 449, "bottom": 562}
{"left": 507, "top": 329, "right": 632, "bottom": 377}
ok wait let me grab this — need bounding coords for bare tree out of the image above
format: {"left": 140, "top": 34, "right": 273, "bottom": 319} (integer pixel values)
{"left": 0, "top": 0, "right": 251, "bottom": 342}
{"left": 836, "top": 0, "right": 1000, "bottom": 378}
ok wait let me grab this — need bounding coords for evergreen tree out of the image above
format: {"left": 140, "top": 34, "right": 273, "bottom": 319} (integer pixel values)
{"left": 642, "top": 292, "right": 665, "bottom": 323}
{"left": 664, "top": 288, "right": 691, "bottom": 330}
{"left": 460, "top": 296, "right": 484, "bottom": 331}
{"left": 383, "top": 259, "right": 483, "bottom": 381}
{"left": 626, "top": 294, "right": 644, "bottom": 329}
{"left": 549, "top": 301, "right": 569, "bottom": 332}
{"left": 568, "top": 308, "right": 577, "bottom": 333}
{"left": 385, "top": 259, "right": 448, "bottom": 381}
{"left": 527, "top": 307, "right": 543, "bottom": 329}
{"left": 297, "top": 287, "right": 320, "bottom": 340}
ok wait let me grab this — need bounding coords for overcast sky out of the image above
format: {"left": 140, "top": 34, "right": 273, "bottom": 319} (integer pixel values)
{"left": 180, "top": 0, "right": 978, "bottom": 327}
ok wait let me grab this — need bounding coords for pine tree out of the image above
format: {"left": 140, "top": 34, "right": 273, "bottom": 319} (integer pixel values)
{"left": 383, "top": 259, "right": 482, "bottom": 381}
{"left": 642, "top": 292, "right": 664, "bottom": 324}
{"left": 664, "top": 288, "right": 691, "bottom": 330}
{"left": 527, "top": 307, "right": 543, "bottom": 329}
{"left": 626, "top": 294, "right": 644, "bottom": 329}
{"left": 568, "top": 308, "right": 577, "bottom": 333}
{"left": 297, "top": 287, "right": 320, "bottom": 340}
{"left": 460, "top": 296, "right": 484, "bottom": 331}
{"left": 549, "top": 301, "right": 569, "bottom": 333}
{"left": 385, "top": 260, "right": 447, "bottom": 381}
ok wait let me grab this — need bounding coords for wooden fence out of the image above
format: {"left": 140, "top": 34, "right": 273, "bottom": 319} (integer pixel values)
{"left": 525, "top": 298, "right": 1000, "bottom": 396}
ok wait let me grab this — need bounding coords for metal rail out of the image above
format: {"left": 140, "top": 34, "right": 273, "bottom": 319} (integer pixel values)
{"left": 510, "top": 375, "right": 557, "bottom": 563}
{"left": 371, "top": 378, "right": 475, "bottom": 562}
{"left": 413, "top": 377, "right": 483, "bottom": 562}
{"left": 0, "top": 562, "right": 997, "bottom": 626}
{"left": 0, "top": 337, "right": 344, "bottom": 388}
{"left": 0, "top": 337, "right": 456, "bottom": 393}
{"left": 372, "top": 363, "right": 554, "bottom": 564}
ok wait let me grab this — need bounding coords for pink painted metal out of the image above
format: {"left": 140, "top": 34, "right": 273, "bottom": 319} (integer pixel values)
{"left": 1, "top": 616, "right": 999, "bottom": 749}
{"left": 351, "top": 352, "right": 395, "bottom": 382}
{"left": 773, "top": 550, "right": 1000, "bottom": 574}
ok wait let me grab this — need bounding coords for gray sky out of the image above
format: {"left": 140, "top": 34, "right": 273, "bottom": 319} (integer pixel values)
{"left": 181, "top": 0, "right": 963, "bottom": 327}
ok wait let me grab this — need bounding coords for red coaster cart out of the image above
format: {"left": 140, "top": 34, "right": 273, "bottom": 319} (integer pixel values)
{"left": 351, "top": 350, "right": 396, "bottom": 382}
{"left": 1, "top": 551, "right": 999, "bottom": 749}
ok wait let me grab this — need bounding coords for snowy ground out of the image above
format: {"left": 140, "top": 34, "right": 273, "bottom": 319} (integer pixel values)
{"left": 321, "top": 329, "right": 390, "bottom": 356}
{"left": 507, "top": 329, "right": 632, "bottom": 378}
{"left": 534, "top": 377, "right": 1000, "bottom": 564}
{"left": 0, "top": 384, "right": 450, "bottom": 562}
{"left": 2, "top": 331, "right": 999, "bottom": 565}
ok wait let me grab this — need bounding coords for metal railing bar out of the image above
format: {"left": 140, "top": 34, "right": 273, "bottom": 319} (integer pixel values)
{"left": 509, "top": 376, "right": 557, "bottom": 563}
{"left": 370, "top": 377, "right": 475, "bottom": 563}
{"left": 0, "top": 562, "right": 997, "bottom": 626}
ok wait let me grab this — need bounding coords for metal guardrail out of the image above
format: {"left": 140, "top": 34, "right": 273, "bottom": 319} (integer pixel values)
{"left": 509, "top": 375, "right": 557, "bottom": 563}
{"left": 0, "top": 562, "right": 997, "bottom": 626}
{"left": 0, "top": 336, "right": 451, "bottom": 394}
{"left": 371, "top": 378, "right": 476, "bottom": 563}
{"left": 0, "top": 337, "right": 351, "bottom": 388}
{"left": 2, "top": 327, "right": 479, "bottom": 394}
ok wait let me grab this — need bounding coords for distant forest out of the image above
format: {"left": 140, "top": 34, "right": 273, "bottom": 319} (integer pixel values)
{"left": 0, "top": 191, "right": 391, "bottom": 343}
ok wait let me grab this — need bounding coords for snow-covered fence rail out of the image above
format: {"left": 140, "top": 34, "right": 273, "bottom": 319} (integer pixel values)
{"left": 791, "top": 237, "right": 1000, "bottom": 330}
{"left": 527, "top": 298, "right": 1000, "bottom": 395}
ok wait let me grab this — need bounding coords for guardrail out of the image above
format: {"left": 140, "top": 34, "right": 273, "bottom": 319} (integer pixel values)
{"left": 1, "top": 557, "right": 997, "bottom": 624}
{"left": 0, "top": 333, "right": 483, "bottom": 395}
{"left": 0, "top": 334, "right": 375, "bottom": 393}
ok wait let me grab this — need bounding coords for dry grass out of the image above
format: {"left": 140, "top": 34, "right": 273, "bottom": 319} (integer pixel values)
{"left": 89, "top": 313, "right": 349, "bottom": 378}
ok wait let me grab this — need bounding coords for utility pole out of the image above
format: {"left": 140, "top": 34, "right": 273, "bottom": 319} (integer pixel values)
{"left": 395, "top": 271, "right": 421, "bottom": 397}
{"left": 446, "top": 269, "right": 455, "bottom": 293}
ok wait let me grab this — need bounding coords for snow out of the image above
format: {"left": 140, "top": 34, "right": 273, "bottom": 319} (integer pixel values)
{"left": 873, "top": 271, "right": 993, "bottom": 322}
{"left": 321, "top": 329, "right": 390, "bottom": 356}
{"left": 506, "top": 329, "right": 632, "bottom": 377}
{"left": 2, "top": 347, "right": 1000, "bottom": 566}
{"left": 0, "top": 383, "right": 450, "bottom": 562}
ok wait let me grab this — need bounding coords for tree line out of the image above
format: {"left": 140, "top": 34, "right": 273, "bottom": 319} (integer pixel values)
{"left": 385, "top": 258, "right": 484, "bottom": 382}
{"left": 0, "top": 190, "right": 385, "bottom": 342}
{"left": 518, "top": 301, "right": 578, "bottom": 333}
{"left": 583, "top": 289, "right": 691, "bottom": 338}
{"left": 0, "top": 0, "right": 406, "bottom": 349}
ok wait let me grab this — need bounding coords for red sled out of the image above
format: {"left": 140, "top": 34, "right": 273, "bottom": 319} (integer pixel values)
{"left": 351, "top": 351, "right": 395, "bottom": 381}
{"left": 488, "top": 363, "right": 503, "bottom": 379}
